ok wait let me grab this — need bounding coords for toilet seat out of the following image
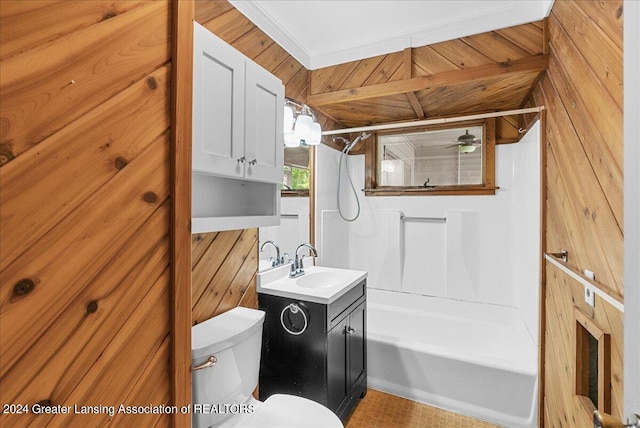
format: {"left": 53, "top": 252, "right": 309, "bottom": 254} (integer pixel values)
{"left": 221, "top": 394, "right": 343, "bottom": 428}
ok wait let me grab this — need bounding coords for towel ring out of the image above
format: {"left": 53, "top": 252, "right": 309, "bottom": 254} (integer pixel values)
{"left": 280, "top": 303, "right": 308, "bottom": 336}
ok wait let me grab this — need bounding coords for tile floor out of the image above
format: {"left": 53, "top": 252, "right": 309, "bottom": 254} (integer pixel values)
{"left": 345, "top": 389, "right": 501, "bottom": 428}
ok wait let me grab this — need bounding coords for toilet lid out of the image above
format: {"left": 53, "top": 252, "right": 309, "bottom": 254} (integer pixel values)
{"left": 229, "top": 394, "right": 343, "bottom": 428}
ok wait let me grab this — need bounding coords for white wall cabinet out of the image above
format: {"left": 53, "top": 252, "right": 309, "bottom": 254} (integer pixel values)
{"left": 244, "top": 62, "right": 284, "bottom": 183}
{"left": 192, "top": 22, "right": 284, "bottom": 233}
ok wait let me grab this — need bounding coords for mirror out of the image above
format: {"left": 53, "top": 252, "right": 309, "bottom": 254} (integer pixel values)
{"left": 259, "top": 145, "right": 313, "bottom": 271}
{"left": 377, "top": 125, "right": 483, "bottom": 187}
{"left": 282, "top": 146, "right": 310, "bottom": 193}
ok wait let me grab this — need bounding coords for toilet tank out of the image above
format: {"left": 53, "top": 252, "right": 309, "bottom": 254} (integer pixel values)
{"left": 192, "top": 307, "right": 265, "bottom": 427}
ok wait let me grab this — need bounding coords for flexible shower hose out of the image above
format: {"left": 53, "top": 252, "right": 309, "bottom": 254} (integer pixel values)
{"left": 337, "top": 145, "right": 361, "bottom": 222}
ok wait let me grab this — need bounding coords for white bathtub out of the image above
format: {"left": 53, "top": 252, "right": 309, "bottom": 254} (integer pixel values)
{"left": 367, "top": 288, "right": 538, "bottom": 428}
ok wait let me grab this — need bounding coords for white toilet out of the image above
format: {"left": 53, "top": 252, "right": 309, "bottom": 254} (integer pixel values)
{"left": 192, "top": 307, "right": 344, "bottom": 428}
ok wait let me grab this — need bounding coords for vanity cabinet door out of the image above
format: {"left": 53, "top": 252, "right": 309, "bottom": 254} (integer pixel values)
{"left": 193, "top": 22, "right": 245, "bottom": 178}
{"left": 244, "top": 62, "right": 284, "bottom": 183}
{"left": 327, "top": 316, "right": 348, "bottom": 412}
{"left": 348, "top": 301, "right": 366, "bottom": 389}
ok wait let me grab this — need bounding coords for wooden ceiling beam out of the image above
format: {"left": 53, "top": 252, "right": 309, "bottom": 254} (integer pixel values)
{"left": 308, "top": 54, "right": 549, "bottom": 107}
{"left": 406, "top": 92, "right": 426, "bottom": 119}
{"left": 403, "top": 47, "right": 426, "bottom": 119}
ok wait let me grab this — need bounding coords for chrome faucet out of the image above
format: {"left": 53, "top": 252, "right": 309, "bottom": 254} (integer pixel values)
{"left": 260, "top": 240, "right": 281, "bottom": 267}
{"left": 290, "top": 243, "right": 318, "bottom": 278}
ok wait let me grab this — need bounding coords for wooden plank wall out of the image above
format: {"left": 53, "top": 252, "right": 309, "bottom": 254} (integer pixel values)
{"left": 525, "top": 0, "right": 624, "bottom": 425}
{"left": 191, "top": 230, "right": 259, "bottom": 325}
{"left": 0, "top": 1, "right": 173, "bottom": 427}
{"left": 190, "top": 1, "right": 332, "bottom": 323}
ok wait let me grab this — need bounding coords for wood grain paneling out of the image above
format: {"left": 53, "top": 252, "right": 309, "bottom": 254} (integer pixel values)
{"left": 170, "top": 0, "right": 194, "bottom": 424}
{"left": 191, "top": 229, "right": 259, "bottom": 325}
{"left": 0, "top": 0, "right": 150, "bottom": 61}
{"left": 0, "top": 65, "right": 170, "bottom": 272}
{"left": 0, "top": 1, "right": 170, "bottom": 165}
{"left": 543, "top": 264, "right": 623, "bottom": 427}
{"left": 527, "top": 1, "right": 624, "bottom": 425}
{"left": 0, "top": 204, "right": 169, "bottom": 406}
{"left": 0, "top": 1, "right": 173, "bottom": 426}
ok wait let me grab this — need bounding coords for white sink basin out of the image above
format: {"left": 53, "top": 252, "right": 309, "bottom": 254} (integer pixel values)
{"left": 296, "top": 271, "right": 344, "bottom": 288}
{"left": 257, "top": 263, "right": 367, "bottom": 304}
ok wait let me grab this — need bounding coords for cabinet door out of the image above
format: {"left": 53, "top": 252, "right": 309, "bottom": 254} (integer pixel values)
{"left": 244, "top": 62, "right": 284, "bottom": 183}
{"left": 193, "top": 23, "right": 245, "bottom": 177}
{"left": 327, "top": 316, "right": 348, "bottom": 412}
{"left": 348, "top": 302, "right": 366, "bottom": 388}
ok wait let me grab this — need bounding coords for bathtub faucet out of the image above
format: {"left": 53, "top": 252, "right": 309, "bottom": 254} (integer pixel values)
{"left": 290, "top": 243, "right": 318, "bottom": 278}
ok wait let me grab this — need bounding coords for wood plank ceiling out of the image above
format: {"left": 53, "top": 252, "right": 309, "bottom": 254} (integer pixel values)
{"left": 308, "top": 21, "right": 548, "bottom": 132}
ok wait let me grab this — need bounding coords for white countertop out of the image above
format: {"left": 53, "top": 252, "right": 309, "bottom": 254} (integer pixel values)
{"left": 257, "top": 262, "right": 367, "bottom": 304}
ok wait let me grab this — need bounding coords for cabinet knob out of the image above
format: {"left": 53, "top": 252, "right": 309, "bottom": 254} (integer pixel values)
{"left": 237, "top": 156, "right": 246, "bottom": 164}
{"left": 249, "top": 159, "right": 257, "bottom": 166}
{"left": 346, "top": 327, "right": 356, "bottom": 335}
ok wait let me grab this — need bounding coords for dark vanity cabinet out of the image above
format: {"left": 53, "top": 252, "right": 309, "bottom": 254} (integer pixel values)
{"left": 258, "top": 279, "right": 367, "bottom": 422}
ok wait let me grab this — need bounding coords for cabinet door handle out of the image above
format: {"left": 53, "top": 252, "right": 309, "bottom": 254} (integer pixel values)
{"left": 249, "top": 158, "right": 257, "bottom": 166}
{"left": 237, "top": 156, "right": 246, "bottom": 164}
{"left": 346, "top": 326, "right": 356, "bottom": 335}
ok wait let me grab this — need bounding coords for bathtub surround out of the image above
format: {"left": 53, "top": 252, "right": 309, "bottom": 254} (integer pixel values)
{"left": 317, "top": 123, "right": 541, "bottom": 340}
{"left": 316, "top": 122, "right": 541, "bottom": 427}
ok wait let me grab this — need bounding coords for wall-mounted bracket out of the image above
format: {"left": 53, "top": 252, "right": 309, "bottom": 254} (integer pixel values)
{"left": 548, "top": 249, "right": 568, "bottom": 263}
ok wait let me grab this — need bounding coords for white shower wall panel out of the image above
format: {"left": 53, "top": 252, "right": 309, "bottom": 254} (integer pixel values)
{"left": 314, "top": 125, "right": 540, "bottom": 341}
{"left": 319, "top": 210, "right": 350, "bottom": 269}
{"left": 400, "top": 220, "right": 447, "bottom": 296}
{"left": 349, "top": 209, "right": 402, "bottom": 292}
{"left": 339, "top": 154, "right": 520, "bottom": 307}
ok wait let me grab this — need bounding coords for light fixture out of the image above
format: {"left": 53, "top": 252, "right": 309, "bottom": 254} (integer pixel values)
{"left": 381, "top": 146, "right": 395, "bottom": 172}
{"left": 283, "top": 105, "right": 294, "bottom": 131}
{"left": 455, "top": 129, "right": 480, "bottom": 153}
{"left": 284, "top": 98, "right": 322, "bottom": 147}
{"left": 458, "top": 144, "right": 477, "bottom": 154}
{"left": 284, "top": 131, "right": 299, "bottom": 147}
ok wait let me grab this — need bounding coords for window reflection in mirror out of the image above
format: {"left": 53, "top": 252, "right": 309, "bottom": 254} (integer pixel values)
{"left": 283, "top": 146, "right": 310, "bottom": 192}
{"left": 260, "top": 145, "right": 312, "bottom": 272}
{"left": 377, "top": 125, "right": 483, "bottom": 187}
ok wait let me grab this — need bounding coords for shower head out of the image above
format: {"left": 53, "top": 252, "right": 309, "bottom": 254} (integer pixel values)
{"left": 334, "top": 132, "right": 372, "bottom": 153}
{"left": 347, "top": 132, "right": 371, "bottom": 151}
{"left": 353, "top": 132, "right": 371, "bottom": 144}
{"left": 332, "top": 136, "right": 350, "bottom": 145}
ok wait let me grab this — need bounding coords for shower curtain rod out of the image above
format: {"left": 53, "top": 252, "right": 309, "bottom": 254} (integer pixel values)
{"left": 320, "top": 106, "right": 544, "bottom": 136}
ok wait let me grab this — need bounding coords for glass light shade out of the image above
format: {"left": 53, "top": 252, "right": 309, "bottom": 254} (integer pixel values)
{"left": 283, "top": 105, "right": 295, "bottom": 132}
{"left": 294, "top": 113, "right": 313, "bottom": 142}
{"left": 306, "top": 122, "right": 322, "bottom": 145}
{"left": 381, "top": 159, "right": 395, "bottom": 172}
{"left": 284, "top": 131, "right": 299, "bottom": 147}
{"left": 459, "top": 144, "right": 477, "bottom": 154}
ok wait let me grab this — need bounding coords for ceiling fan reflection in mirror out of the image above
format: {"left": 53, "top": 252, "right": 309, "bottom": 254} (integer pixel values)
{"left": 446, "top": 130, "right": 482, "bottom": 153}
